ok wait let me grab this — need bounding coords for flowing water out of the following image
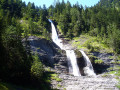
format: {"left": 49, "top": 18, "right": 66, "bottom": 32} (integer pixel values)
{"left": 80, "top": 50, "right": 96, "bottom": 76}
{"left": 49, "top": 19, "right": 63, "bottom": 49}
{"left": 51, "top": 23, "right": 63, "bottom": 49}
{"left": 66, "top": 50, "right": 81, "bottom": 76}
{"left": 49, "top": 19, "right": 95, "bottom": 76}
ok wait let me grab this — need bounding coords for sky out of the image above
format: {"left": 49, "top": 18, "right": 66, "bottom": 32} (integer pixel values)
{"left": 22, "top": 0, "right": 100, "bottom": 8}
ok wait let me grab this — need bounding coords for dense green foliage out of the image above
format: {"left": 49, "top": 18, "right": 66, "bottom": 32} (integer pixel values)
{"left": 31, "top": 54, "right": 44, "bottom": 80}
{"left": 1, "top": 0, "right": 120, "bottom": 89}
{"left": 0, "top": 0, "right": 50, "bottom": 89}
{"left": 97, "top": 0, "right": 120, "bottom": 8}
{"left": 48, "top": 0, "right": 120, "bottom": 54}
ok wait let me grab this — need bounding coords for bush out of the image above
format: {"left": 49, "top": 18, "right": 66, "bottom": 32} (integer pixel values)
{"left": 95, "top": 59, "right": 103, "bottom": 64}
{"left": 89, "top": 28, "right": 98, "bottom": 36}
{"left": 85, "top": 42, "right": 94, "bottom": 52}
{"left": 31, "top": 54, "right": 44, "bottom": 80}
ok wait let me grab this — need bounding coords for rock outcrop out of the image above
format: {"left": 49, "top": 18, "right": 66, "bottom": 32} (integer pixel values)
{"left": 24, "top": 36, "right": 68, "bottom": 73}
{"left": 23, "top": 36, "right": 119, "bottom": 90}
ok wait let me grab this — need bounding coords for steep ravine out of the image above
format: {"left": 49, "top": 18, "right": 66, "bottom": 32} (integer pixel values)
{"left": 51, "top": 23, "right": 118, "bottom": 90}
{"left": 25, "top": 36, "right": 68, "bottom": 73}
{"left": 24, "top": 19, "right": 119, "bottom": 89}
{"left": 26, "top": 36, "right": 118, "bottom": 90}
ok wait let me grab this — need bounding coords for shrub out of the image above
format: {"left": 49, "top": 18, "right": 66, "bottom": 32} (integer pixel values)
{"left": 95, "top": 59, "right": 103, "bottom": 64}
{"left": 56, "top": 78, "right": 62, "bottom": 82}
{"left": 50, "top": 74, "right": 62, "bottom": 82}
{"left": 86, "top": 42, "right": 94, "bottom": 52}
{"left": 89, "top": 28, "right": 98, "bottom": 36}
{"left": 31, "top": 54, "right": 44, "bottom": 80}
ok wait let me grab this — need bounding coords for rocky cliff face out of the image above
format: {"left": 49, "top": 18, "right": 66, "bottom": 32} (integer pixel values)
{"left": 89, "top": 52, "right": 116, "bottom": 74}
{"left": 24, "top": 36, "right": 68, "bottom": 73}
{"left": 75, "top": 50, "right": 86, "bottom": 76}
{"left": 23, "top": 36, "right": 119, "bottom": 90}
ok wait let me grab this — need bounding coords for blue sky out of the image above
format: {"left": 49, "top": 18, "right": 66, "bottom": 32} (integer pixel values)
{"left": 22, "top": 0, "right": 100, "bottom": 8}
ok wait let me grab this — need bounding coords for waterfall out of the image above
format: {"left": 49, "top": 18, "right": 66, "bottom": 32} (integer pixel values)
{"left": 49, "top": 19, "right": 95, "bottom": 76}
{"left": 66, "top": 50, "right": 81, "bottom": 76}
{"left": 80, "top": 50, "right": 96, "bottom": 76}
{"left": 50, "top": 20, "right": 63, "bottom": 49}
{"left": 49, "top": 19, "right": 81, "bottom": 76}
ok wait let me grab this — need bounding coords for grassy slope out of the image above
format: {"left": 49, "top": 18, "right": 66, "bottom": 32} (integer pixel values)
{"left": 70, "top": 34, "right": 113, "bottom": 53}
{"left": 70, "top": 34, "right": 120, "bottom": 88}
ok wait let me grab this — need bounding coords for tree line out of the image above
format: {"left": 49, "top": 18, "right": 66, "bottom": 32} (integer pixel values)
{"left": 48, "top": 0, "right": 120, "bottom": 54}
{"left": 0, "top": 0, "right": 50, "bottom": 89}
{"left": 0, "top": 0, "right": 120, "bottom": 89}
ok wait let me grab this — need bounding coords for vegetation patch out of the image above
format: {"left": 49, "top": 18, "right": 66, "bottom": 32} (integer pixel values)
{"left": 102, "top": 74, "right": 109, "bottom": 77}
{"left": 71, "top": 34, "right": 113, "bottom": 53}
{"left": 95, "top": 59, "right": 104, "bottom": 64}
{"left": 0, "top": 82, "right": 36, "bottom": 90}
{"left": 31, "top": 54, "right": 44, "bottom": 80}
{"left": 50, "top": 74, "right": 62, "bottom": 82}
{"left": 109, "top": 71, "right": 116, "bottom": 74}
{"left": 57, "top": 84, "right": 62, "bottom": 88}
{"left": 0, "top": 83, "right": 8, "bottom": 90}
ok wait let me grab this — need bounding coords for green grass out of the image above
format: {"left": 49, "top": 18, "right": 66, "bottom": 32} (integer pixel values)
{"left": 95, "top": 59, "right": 103, "bottom": 64}
{"left": 71, "top": 34, "right": 113, "bottom": 53}
{"left": 109, "top": 71, "right": 116, "bottom": 74}
{"left": 107, "top": 67, "right": 114, "bottom": 71}
{"left": 56, "top": 78, "right": 62, "bottom": 82}
{"left": 57, "top": 84, "right": 62, "bottom": 88}
{"left": 109, "top": 56, "right": 114, "bottom": 59}
{"left": 43, "top": 68, "right": 62, "bottom": 83}
{"left": 63, "top": 88, "right": 66, "bottom": 90}
{"left": 101, "top": 74, "right": 109, "bottom": 77}
{"left": 50, "top": 74, "right": 62, "bottom": 82}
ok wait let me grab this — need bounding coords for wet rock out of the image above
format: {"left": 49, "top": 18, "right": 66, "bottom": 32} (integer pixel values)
{"left": 91, "top": 52, "right": 116, "bottom": 74}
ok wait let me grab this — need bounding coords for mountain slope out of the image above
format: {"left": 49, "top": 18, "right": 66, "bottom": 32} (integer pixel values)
{"left": 97, "top": 0, "right": 120, "bottom": 8}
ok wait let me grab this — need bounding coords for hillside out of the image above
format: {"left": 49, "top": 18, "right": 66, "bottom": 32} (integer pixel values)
{"left": 0, "top": 0, "right": 120, "bottom": 89}
{"left": 97, "top": 0, "right": 120, "bottom": 8}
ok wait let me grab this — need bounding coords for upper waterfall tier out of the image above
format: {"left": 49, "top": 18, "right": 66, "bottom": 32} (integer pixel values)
{"left": 50, "top": 20, "right": 63, "bottom": 49}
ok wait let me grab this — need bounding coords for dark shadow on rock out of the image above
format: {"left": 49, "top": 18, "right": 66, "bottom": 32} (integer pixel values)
{"left": 93, "top": 63, "right": 110, "bottom": 74}
{"left": 75, "top": 50, "right": 87, "bottom": 76}
{"left": 91, "top": 52, "right": 114, "bottom": 74}
{"left": 28, "top": 36, "right": 61, "bottom": 67}
{"left": 24, "top": 36, "right": 68, "bottom": 73}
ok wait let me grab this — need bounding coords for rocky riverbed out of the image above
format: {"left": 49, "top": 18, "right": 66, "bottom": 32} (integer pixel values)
{"left": 51, "top": 72, "right": 118, "bottom": 90}
{"left": 25, "top": 36, "right": 119, "bottom": 90}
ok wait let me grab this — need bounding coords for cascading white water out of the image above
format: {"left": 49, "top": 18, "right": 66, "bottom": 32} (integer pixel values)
{"left": 66, "top": 50, "right": 81, "bottom": 76}
{"left": 49, "top": 19, "right": 81, "bottom": 76}
{"left": 49, "top": 19, "right": 63, "bottom": 49}
{"left": 80, "top": 50, "right": 96, "bottom": 76}
{"left": 49, "top": 19, "right": 96, "bottom": 76}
